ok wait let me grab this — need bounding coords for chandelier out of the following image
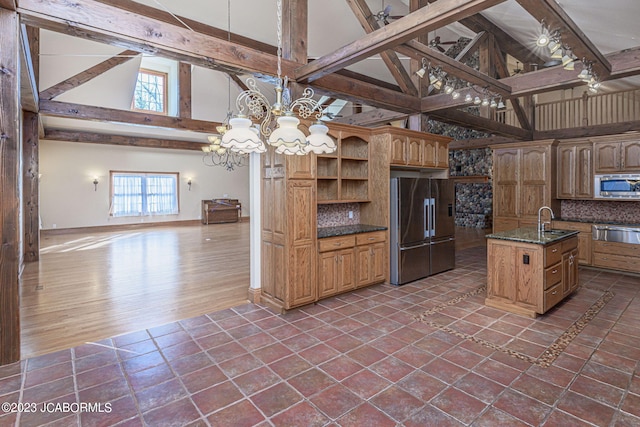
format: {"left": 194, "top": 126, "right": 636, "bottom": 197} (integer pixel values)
{"left": 202, "top": 131, "right": 248, "bottom": 171}
{"left": 220, "top": 0, "right": 336, "bottom": 156}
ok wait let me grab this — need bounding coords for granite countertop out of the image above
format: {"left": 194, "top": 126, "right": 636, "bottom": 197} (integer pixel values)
{"left": 486, "top": 226, "right": 579, "bottom": 245}
{"left": 318, "top": 224, "right": 387, "bottom": 238}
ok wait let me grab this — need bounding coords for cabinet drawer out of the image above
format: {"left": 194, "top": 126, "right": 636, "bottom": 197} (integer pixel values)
{"left": 593, "top": 240, "right": 640, "bottom": 257}
{"left": 593, "top": 252, "right": 640, "bottom": 273}
{"left": 544, "top": 243, "right": 563, "bottom": 267}
{"left": 544, "top": 262, "right": 562, "bottom": 289}
{"left": 318, "top": 235, "right": 356, "bottom": 252}
{"left": 356, "top": 231, "right": 386, "bottom": 245}
{"left": 544, "top": 282, "right": 564, "bottom": 312}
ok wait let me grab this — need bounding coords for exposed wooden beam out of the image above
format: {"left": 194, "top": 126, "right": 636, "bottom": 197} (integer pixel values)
{"left": 18, "top": 0, "right": 416, "bottom": 113}
{"left": 397, "top": 40, "right": 512, "bottom": 96}
{"left": 19, "top": 24, "right": 38, "bottom": 112}
{"left": 492, "top": 38, "right": 531, "bottom": 130}
{"left": 178, "top": 62, "right": 191, "bottom": 119}
{"left": 295, "top": 0, "right": 507, "bottom": 82}
{"left": 334, "top": 109, "right": 407, "bottom": 127}
{"left": 94, "top": 0, "right": 277, "bottom": 55}
{"left": 0, "top": 7, "right": 21, "bottom": 365}
{"left": 43, "top": 129, "right": 209, "bottom": 151}
{"left": 39, "top": 49, "right": 140, "bottom": 100}
{"left": 422, "top": 47, "right": 640, "bottom": 113}
{"left": 22, "top": 111, "right": 40, "bottom": 263}
{"left": 18, "top": 0, "right": 279, "bottom": 76}
{"left": 345, "top": 0, "right": 418, "bottom": 97}
{"left": 459, "top": 14, "right": 545, "bottom": 65}
{"left": 455, "top": 31, "right": 488, "bottom": 63}
{"left": 39, "top": 100, "right": 222, "bottom": 133}
{"left": 515, "top": 0, "right": 611, "bottom": 78}
{"left": 25, "top": 25, "right": 39, "bottom": 88}
{"left": 533, "top": 120, "right": 640, "bottom": 140}
{"left": 431, "top": 109, "right": 533, "bottom": 139}
{"left": 311, "top": 72, "right": 419, "bottom": 114}
{"left": 0, "top": 0, "right": 16, "bottom": 10}
{"left": 449, "top": 135, "right": 516, "bottom": 149}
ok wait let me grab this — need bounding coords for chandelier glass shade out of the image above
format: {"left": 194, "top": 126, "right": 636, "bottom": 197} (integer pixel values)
{"left": 221, "top": 116, "right": 267, "bottom": 154}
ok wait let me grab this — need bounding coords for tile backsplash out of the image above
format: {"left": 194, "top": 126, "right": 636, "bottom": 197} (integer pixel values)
{"left": 561, "top": 200, "right": 640, "bottom": 224}
{"left": 317, "top": 203, "right": 360, "bottom": 228}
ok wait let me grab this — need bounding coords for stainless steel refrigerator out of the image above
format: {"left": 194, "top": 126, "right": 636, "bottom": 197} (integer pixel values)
{"left": 390, "top": 177, "right": 455, "bottom": 285}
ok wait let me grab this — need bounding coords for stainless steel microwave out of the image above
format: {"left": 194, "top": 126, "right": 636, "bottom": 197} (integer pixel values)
{"left": 594, "top": 174, "right": 640, "bottom": 199}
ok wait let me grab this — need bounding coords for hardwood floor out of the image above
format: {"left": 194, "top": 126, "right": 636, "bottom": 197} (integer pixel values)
{"left": 19, "top": 224, "right": 487, "bottom": 359}
{"left": 20, "top": 222, "right": 250, "bottom": 359}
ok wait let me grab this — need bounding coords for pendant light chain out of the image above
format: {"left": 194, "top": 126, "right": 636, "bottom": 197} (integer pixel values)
{"left": 276, "top": 0, "right": 283, "bottom": 83}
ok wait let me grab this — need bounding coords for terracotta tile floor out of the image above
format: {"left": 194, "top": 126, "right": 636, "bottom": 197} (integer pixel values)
{"left": 2, "top": 247, "right": 640, "bottom": 426}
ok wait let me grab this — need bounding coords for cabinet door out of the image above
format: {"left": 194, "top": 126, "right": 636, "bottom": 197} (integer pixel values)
{"left": 576, "top": 233, "right": 592, "bottom": 265}
{"left": 575, "top": 144, "right": 593, "bottom": 198}
{"left": 493, "top": 149, "right": 519, "bottom": 218}
{"left": 390, "top": 136, "right": 407, "bottom": 165}
{"left": 338, "top": 249, "right": 356, "bottom": 292}
{"left": 556, "top": 145, "right": 576, "bottom": 199}
{"left": 318, "top": 252, "right": 339, "bottom": 298}
{"left": 436, "top": 141, "right": 449, "bottom": 168}
{"left": 407, "top": 137, "right": 423, "bottom": 166}
{"left": 356, "top": 245, "right": 372, "bottom": 287}
{"left": 422, "top": 139, "right": 437, "bottom": 167}
{"left": 520, "top": 147, "right": 550, "bottom": 218}
{"left": 594, "top": 142, "right": 621, "bottom": 172}
{"left": 622, "top": 141, "right": 640, "bottom": 171}
{"left": 562, "top": 248, "right": 578, "bottom": 296}
{"left": 370, "top": 242, "right": 386, "bottom": 283}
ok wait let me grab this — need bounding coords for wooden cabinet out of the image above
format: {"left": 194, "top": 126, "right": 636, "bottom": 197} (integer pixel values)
{"left": 594, "top": 138, "right": 640, "bottom": 172}
{"left": 317, "top": 231, "right": 387, "bottom": 299}
{"left": 556, "top": 141, "right": 593, "bottom": 199}
{"left": 317, "top": 130, "right": 369, "bottom": 203}
{"left": 261, "top": 149, "right": 317, "bottom": 311}
{"left": 592, "top": 240, "right": 640, "bottom": 273}
{"left": 318, "top": 234, "right": 357, "bottom": 298}
{"left": 384, "top": 127, "right": 451, "bottom": 169}
{"left": 492, "top": 140, "right": 560, "bottom": 232}
{"left": 355, "top": 231, "right": 387, "bottom": 287}
{"left": 486, "top": 235, "right": 579, "bottom": 318}
{"left": 552, "top": 220, "right": 592, "bottom": 265}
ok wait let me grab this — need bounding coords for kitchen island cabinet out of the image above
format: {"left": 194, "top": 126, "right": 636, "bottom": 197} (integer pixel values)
{"left": 486, "top": 227, "right": 579, "bottom": 318}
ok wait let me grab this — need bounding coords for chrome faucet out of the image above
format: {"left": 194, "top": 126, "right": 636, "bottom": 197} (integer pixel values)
{"left": 537, "top": 206, "right": 555, "bottom": 232}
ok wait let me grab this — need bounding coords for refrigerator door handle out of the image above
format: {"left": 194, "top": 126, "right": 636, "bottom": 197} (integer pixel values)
{"left": 400, "top": 242, "right": 428, "bottom": 251}
{"left": 424, "top": 199, "right": 430, "bottom": 240}
{"left": 431, "top": 198, "right": 436, "bottom": 238}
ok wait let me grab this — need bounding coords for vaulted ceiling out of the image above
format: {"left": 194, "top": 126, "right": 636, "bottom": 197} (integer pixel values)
{"left": 13, "top": 0, "right": 640, "bottom": 146}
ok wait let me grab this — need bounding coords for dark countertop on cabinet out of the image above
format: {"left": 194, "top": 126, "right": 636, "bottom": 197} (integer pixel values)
{"left": 318, "top": 224, "right": 387, "bottom": 239}
{"left": 486, "top": 226, "right": 579, "bottom": 245}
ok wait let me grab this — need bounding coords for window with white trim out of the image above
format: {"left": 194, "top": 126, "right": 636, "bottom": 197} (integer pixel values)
{"left": 110, "top": 172, "right": 179, "bottom": 217}
{"left": 132, "top": 68, "right": 168, "bottom": 114}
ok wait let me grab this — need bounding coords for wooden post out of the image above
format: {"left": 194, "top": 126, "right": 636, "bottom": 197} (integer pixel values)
{"left": 582, "top": 90, "right": 589, "bottom": 126}
{"left": 178, "top": 62, "right": 191, "bottom": 118}
{"left": 23, "top": 111, "right": 39, "bottom": 263}
{"left": 0, "top": 8, "right": 21, "bottom": 365}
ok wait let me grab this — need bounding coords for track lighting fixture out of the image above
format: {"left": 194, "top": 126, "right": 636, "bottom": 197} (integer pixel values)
{"left": 464, "top": 93, "right": 473, "bottom": 103}
{"left": 415, "top": 58, "right": 428, "bottom": 78}
{"left": 536, "top": 21, "right": 550, "bottom": 47}
{"left": 451, "top": 89, "right": 460, "bottom": 100}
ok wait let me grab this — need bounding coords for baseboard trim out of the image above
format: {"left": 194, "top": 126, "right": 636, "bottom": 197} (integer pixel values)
{"left": 247, "top": 287, "right": 261, "bottom": 304}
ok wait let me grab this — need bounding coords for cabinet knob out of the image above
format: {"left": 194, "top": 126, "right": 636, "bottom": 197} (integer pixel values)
{"left": 552, "top": 290, "right": 558, "bottom": 295}
{"left": 552, "top": 248, "right": 558, "bottom": 253}
{"left": 552, "top": 269, "right": 558, "bottom": 274}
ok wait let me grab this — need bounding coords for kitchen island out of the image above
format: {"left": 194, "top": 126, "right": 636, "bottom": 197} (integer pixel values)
{"left": 485, "top": 227, "right": 580, "bottom": 318}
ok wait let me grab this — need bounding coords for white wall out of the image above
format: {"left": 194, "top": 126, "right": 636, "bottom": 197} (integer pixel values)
{"left": 39, "top": 140, "right": 250, "bottom": 230}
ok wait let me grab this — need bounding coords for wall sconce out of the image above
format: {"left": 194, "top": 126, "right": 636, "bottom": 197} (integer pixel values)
{"left": 187, "top": 178, "right": 192, "bottom": 191}
{"left": 93, "top": 178, "right": 99, "bottom": 191}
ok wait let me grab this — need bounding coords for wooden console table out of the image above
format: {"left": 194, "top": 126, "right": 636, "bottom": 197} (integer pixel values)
{"left": 202, "top": 199, "right": 241, "bottom": 224}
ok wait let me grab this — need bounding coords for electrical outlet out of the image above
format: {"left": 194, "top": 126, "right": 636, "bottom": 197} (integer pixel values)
{"left": 52, "top": 224, "right": 57, "bottom": 228}
{"left": 523, "top": 254, "right": 530, "bottom": 265}
{"left": 348, "top": 211, "right": 353, "bottom": 219}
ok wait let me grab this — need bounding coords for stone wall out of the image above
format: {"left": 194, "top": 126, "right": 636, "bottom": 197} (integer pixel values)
{"left": 449, "top": 147, "right": 493, "bottom": 229}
